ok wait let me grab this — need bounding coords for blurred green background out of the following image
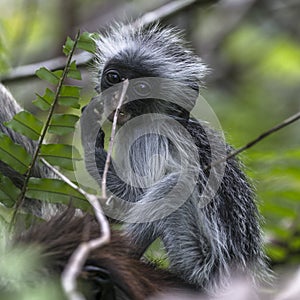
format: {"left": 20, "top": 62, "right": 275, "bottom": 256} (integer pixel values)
{"left": 0, "top": 0, "right": 299, "bottom": 276}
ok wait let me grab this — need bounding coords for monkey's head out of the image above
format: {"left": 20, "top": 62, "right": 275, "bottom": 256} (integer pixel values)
{"left": 93, "top": 23, "right": 208, "bottom": 125}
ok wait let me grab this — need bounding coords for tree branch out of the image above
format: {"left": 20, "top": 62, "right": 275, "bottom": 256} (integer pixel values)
{"left": 1, "top": 52, "right": 92, "bottom": 83}
{"left": 0, "top": 0, "right": 205, "bottom": 83}
{"left": 58, "top": 81, "right": 129, "bottom": 300}
{"left": 133, "top": 0, "right": 199, "bottom": 27}
{"left": 101, "top": 80, "right": 129, "bottom": 199}
{"left": 42, "top": 156, "right": 111, "bottom": 300}
{"left": 10, "top": 31, "right": 81, "bottom": 226}
{"left": 206, "top": 111, "right": 300, "bottom": 171}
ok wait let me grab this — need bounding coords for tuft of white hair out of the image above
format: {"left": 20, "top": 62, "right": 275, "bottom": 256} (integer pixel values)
{"left": 93, "top": 22, "right": 208, "bottom": 90}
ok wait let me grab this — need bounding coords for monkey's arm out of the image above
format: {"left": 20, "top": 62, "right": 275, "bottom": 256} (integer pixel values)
{"left": 83, "top": 128, "right": 145, "bottom": 202}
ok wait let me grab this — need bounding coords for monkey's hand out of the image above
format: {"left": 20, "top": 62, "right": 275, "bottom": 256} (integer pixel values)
{"left": 82, "top": 130, "right": 144, "bottom": 203}
{"left": 95, "top": 127, "right": 105, "bottom": 149}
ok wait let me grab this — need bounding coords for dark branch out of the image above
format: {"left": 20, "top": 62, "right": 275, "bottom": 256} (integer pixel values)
{"left": 0, "top": 0, "right": 206, "bottom": 83}
{"left": 206, "top": 111, "right": 300, "bottom": 171}
{"left": 1, "top": 52, "right": 91, "bottom": 83}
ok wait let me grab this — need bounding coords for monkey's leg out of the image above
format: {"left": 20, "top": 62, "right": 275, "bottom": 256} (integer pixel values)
{"left": 160, "top": 201, "right": 216, "bottom": 289}
{"left": 122, "top": 170, "right": 231, "bottom": 290}
{"left": 126, "top": 196, "right": 225, "bottom": 289}
{"left": 123, "top": 172, "right": 187, "bottom": 258}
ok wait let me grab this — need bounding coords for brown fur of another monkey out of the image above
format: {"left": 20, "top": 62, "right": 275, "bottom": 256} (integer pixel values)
{"left": 15, "top": 209, "right": 195, "bottom": 300}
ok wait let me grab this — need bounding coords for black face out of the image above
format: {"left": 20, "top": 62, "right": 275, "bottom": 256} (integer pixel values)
{"left": 100, "top": 57, "right": 160, "bottom": 125}
{"left": 102, "top": 68, "right": 153, "bottom": 98}
{"left": 101, "top": 56, "right": 157, "bottom": 89}
{"left": 99, "top": 56, "right": 192, "bottom": 125}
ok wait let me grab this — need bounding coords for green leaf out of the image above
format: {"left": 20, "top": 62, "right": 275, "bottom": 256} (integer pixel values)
{"left": 0, "top": 174, "right": 20, "bottom": 207}
{"left": 33, "top": 88, "right": 55, "bottom": 111}
{"left": 0, "top": 133, "right": 31, "bottom": 174}
{"left": 36, "top": 67, "right": 62, "bottom": 85}
{"left": 4, "top": 111, "right": 43, "bottom": 141}
{"left": 267, "top": 245, "right": 287, "bottom": 262}
{"left": 58, "top": 85, "right": 81, "bottom": 109}
{"left": 26, "top": 178, "right": 89, "bottom": 210}
{"left": 0, "top": 205, "right": 15, "bottom": 224}
{"left": 63, "top": 36, "right": 75, "bottom": 56}
{"left": 40, "top": 144, "right": 81, "bottom": 171}
{"left": 49, "top": 114, "right": 79, "bottom": 135}
{"left": 77, "top": 32, "right": 96, "bottom": 53}
{"left": 67, "top": 61, "right": 82, "bottom": 80}
{"left": 290, "top": 237, "right": 300, "bottom": 250}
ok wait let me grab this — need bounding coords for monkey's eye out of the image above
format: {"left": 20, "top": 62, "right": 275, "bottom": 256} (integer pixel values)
{"left": 104, "top": 70, "right": 122, "bottom": 85}
{"left": 133, "top": 80, "right": 152, "bottom": 97}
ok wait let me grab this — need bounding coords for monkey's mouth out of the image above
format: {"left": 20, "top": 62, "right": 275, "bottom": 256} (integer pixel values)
{"left": 108, "top": 109, "right": 131, "bottom": 125}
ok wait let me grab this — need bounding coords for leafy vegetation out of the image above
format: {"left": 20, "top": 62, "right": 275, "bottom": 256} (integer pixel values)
{"left": 0, "top": 32, "right": 96, "bottom": 297}
{"left": 0, "top": 32, "right": 97, "bottom": 224}
{"left": 203, "top": 22, "right": 300, "bottom": 267}
{"left": 0, "top": 0, "right": 299, "bottom": 297}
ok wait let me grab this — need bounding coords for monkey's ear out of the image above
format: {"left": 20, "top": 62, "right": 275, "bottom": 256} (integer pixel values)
{"left": 80, "top": 264, "right": 116, "bottom": 300}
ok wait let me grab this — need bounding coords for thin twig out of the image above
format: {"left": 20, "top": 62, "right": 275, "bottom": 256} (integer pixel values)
{"left": 40, "top": 158, "right": 94, "bottom": 200}
{"left": 101, "top": 79, "right": 129, "bottom": 199}
{"left": 42, "top": 158, "right": 111, "bottom": 300}
{"left": 59, "top": 80, "right": 129, "bottom": 300}
{"left": 0, "top": 52, "right": 92, "bottom": 82}
{"left": 206, "top": 111, "right": 300, "bottom": 171}
{"left": 133, "top": 0, "right": 198, "bottom": 27}
{"left": 61, "top": 194, "right": 110, "bottom": 300}
{"left": 10, "top": 31, "right": 81, "bottom": 226}
{"left": 0, "top": 0, "right": 204, "bottom": 82}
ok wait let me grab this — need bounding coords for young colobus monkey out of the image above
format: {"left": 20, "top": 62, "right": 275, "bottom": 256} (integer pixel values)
{"left": 81, "top": 23, "right": 270, "bottom": 292}
{"left": 0, "top": 22, "right": 270, "bottom": 294}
